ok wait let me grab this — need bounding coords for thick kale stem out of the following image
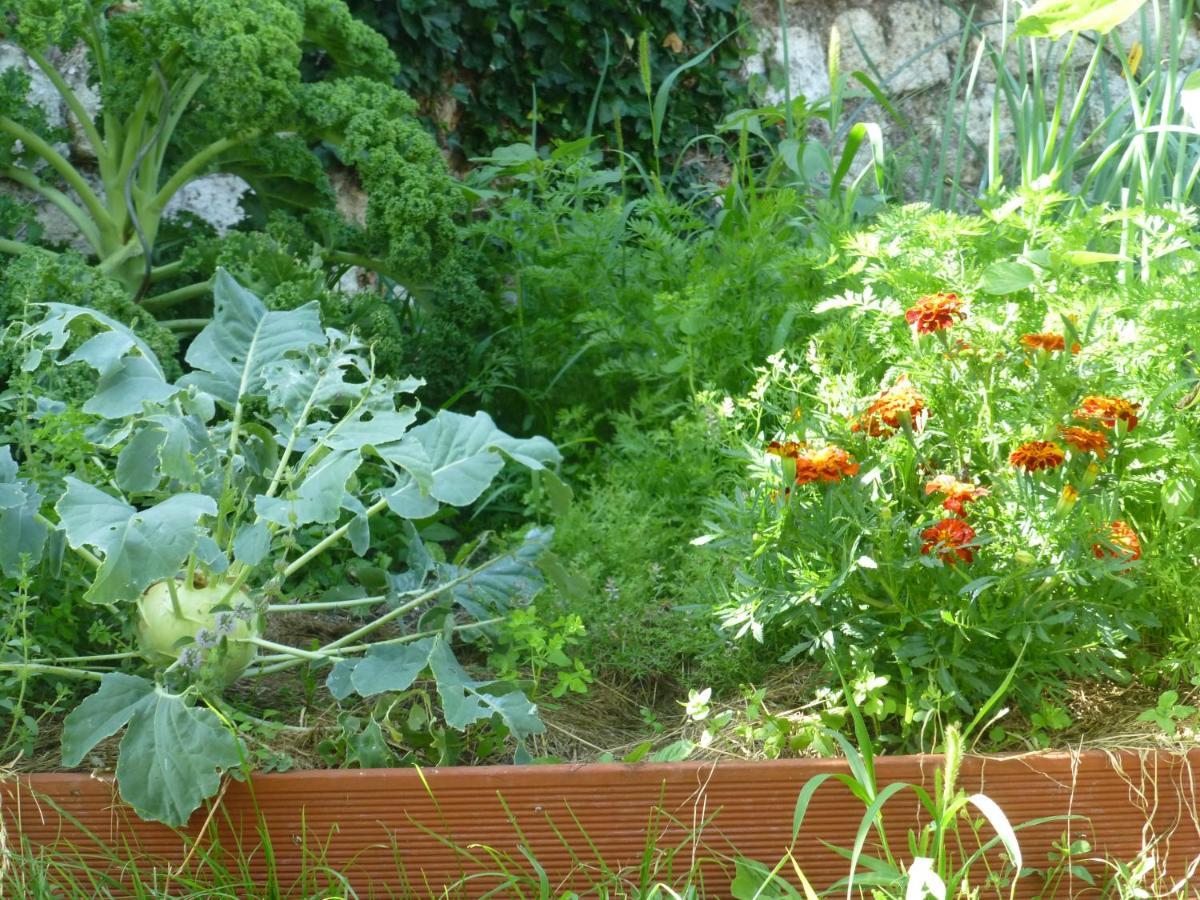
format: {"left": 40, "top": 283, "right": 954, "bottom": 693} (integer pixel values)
{"left": 0, "top": 237, "right": 39, "bottom": 256}
{"left": 162, "top": 318, "right": 209, "bottom": 333}
{"left": 142, "top": 280, "right": 213, "bottom": 312}
{"left": 24, "top": 47, "right": 107, "bottom": 166}
{"left": 1, "top": 166, "right": 102, "bottom": 252}
{"left": 152, "top": 135, "right": 251, "bottom": 213}
{"left": 149, "top": 258, "right": 187, "bottom": 282}
{"left": 0, "top": 116, "right": 114, "bottom": 231}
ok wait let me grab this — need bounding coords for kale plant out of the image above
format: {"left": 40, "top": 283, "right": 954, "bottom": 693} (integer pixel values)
{"left": 0, "top": 0, "right": 467, "bottom": 316}
{"left": 0, "top": 271, "right": 564, "bottom": 826}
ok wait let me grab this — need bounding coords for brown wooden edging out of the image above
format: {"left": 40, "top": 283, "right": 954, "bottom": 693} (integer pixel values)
{"left": 4, "top": 750, "right": 1199, "bottom": 897}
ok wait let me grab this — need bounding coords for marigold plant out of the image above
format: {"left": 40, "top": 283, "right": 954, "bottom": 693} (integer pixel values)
{"left": 851, "top": 375, "right": 927, "bottom": 437}
{"left": 920, "top": 517, "right": 977, "bottom": 564}
{"left": 1074, "top": 395, "right": 1140, "bottom": 431}
{"left": 904, "top": 292, "right": 964, "bottom": 334}
{"left": 1009, "top": 440, "right": 1066, "bottom": 472}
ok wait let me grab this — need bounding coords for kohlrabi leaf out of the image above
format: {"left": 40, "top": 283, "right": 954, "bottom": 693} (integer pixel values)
{"left": 117, "top": 686, "right": 242, "bottom": 827}
{"left": 20, "top": 304, "right": 166, "bottom": 377}
{"left": 443, "top": 527, "right": 551, "bottom": 617}
{"left": 254, "top": 449, "right": 361, "bottom": 527}
{"left": 180, "top": 269, "right": 324, "bottom": 408}
{"left": 339, "top": 638, "right": 434, "bottom": 698}
{"left": 0, "top": 446, "right": 47, "bottom": 578}
{"left": 61, "top": 673, "right": 155, "bottom": 766}
{"left": 116, "top": 427, "right": 167, "bottom": 493}
{"left": 263, "top": 336, "right": 373, "bottom": 439}
{"left": 406, "top": 411, "right": 561, "bottom": 507}
{"left": 87, "top": 356, "right": 179, "bottom": 418}
{"left": 55, "top": 478, "right": 218, "bottom": 605}
{"left": 233, "top": 521, "right": 271, "bottom": 566}
{"left": 429, "top": 638, "right": 544, "bottom": 741}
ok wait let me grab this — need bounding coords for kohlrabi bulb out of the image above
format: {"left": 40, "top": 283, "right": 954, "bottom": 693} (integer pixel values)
{"left": 136, "top": 578, "right": 259, "bottom": 685}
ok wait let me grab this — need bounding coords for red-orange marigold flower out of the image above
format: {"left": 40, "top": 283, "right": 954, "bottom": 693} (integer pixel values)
{"left": 766, "top": 441, "right": 803, "bottom": 459}
{"left": 851, "top": 375, "right": 928, "bottom": 437}
{"left": 905, "top": 292, "right": 965, "bottom": 334}
{"left": 1009, "top": 440, "right": 1066, "bottom": 473}
{"left": 1074, "top": 395, "right": 1140, "bottom": 432}
{"left": 1057, "top": 425, "right": 1109, "bottom": 459}
{"left": 1020, "top": 332, "right": 1081, "bottom": 353}
{"left": 791, "top": 445, "right": 860, "bottom": 485}
{"left": 1092, "top": 520, "right": 1142, "bottom": 562}
{"left": 924, "top": 474, "right": 990, "bottom": 516}
{"left": 920, "top": 517, "right": 977, "bottom": 564}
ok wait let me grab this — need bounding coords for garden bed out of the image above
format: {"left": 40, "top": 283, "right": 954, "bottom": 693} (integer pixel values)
{"left": 5, "top": 750, "right": 1199, "bottom": 897}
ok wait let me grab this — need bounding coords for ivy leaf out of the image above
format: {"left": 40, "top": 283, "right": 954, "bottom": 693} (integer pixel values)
{"left": 61, "top": 673, "right": 155, "bottom": 766}
{"left": 115, "top": 687, "right": 242, "bottom": 827}
{"left": 55, "top": 478, "right": 217, "bottom": 605}
{"left": 428, "top": 638, "right": 543, "bottom": 741}
{"left": 180, "top": 269, "right": 324, "bottom": 408}
{"left": 408, "top": 411, "right": 561, "bottom": 507}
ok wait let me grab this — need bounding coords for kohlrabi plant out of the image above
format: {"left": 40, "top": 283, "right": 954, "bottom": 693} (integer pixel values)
{"left": 0, "top": 270, "right": 565, "bottom": 826}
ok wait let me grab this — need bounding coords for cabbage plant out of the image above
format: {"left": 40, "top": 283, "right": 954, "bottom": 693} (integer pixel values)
{"left": 1, "top": 270, "right": 563, "bottom": 825}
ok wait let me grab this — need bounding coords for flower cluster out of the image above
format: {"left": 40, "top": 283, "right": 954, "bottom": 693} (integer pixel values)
{"left": 765, "top": 290, "right": 1147, "bottom": 575}
{"left": 905, "top": 292, "right": 964, "bottom": 334}
{"left": 851, "top": 375, "right": 927, "bottom": 437}
{"left": 1020, "top": 332, "right": 1080, "bottom": 354}
{"left": 920, "top": 517, "right": 977, "bottom": 565}
{"left": 767, "top": 441, "right": 860, "bottom": 485}
{"left": 924, "top": 474, "right": 989, "bottom": 515}
{"left": 1009, "top": 440, "right": 1066, "bottom": 473}
{"left": 1074, "top": 395, "right": 1140, "bottom": 432}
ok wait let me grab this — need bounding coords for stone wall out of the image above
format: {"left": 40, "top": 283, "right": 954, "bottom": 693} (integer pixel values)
{"left": 743, "top": 0, "right": 1200, "bottom": 200}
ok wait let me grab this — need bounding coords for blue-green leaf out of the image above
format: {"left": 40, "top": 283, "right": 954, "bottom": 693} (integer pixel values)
{"left": 180, "top": 269, "right": 324, "bottom": 408}
{"left": 408, "top": 411, "right": 561, "bottom": 508}
{"left": 61, "top": 673, "right": 155, "bottom": 766}
{"left": 115, "top": 686, "right": 242, "bottom": 826}
{"left": 0, "top": 446, "right": 47, "bottom": 577}
{"left": 429, "top": 638, "right": 543, "bottom": 741}
{"left": 55, "top": 479, "right": 217, "bottom": 605}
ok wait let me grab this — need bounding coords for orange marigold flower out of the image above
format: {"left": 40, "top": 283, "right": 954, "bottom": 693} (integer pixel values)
{"left": 1057, "top": 425, "right": 1109, "bottom": 459}
{"left": 791, "top": 445, "right": 860, "bottom": 485}
{"left": 851, "top": 375, "right": 927, "bottom": 437}
{"left": 766, "top": 441, "right": 803, "bottom": 459}
{"left": 924, "top": 474, "right": 990, "bottom": 516}
{"left": 920, "top": 517, "right": 977, "bottom": 565}
{"left": 905, "top": 292, "right": 965, "bottom": 334}
{"left": 1074, "top": 395, "right": 1139, "bottom": 432}
{"left": 1092, "top": 520, "right": 1142, "bottom": 563}
{"left": 1020, "top": 332, "right": 1080, "bottom": 353}
{"left": 1009, "top": 440, "right": 1066, "bottom": 473}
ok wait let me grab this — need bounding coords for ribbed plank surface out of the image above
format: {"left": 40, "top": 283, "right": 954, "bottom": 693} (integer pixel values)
{"left": 4, "top": 751, "right": 1199, "bottom": 897}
